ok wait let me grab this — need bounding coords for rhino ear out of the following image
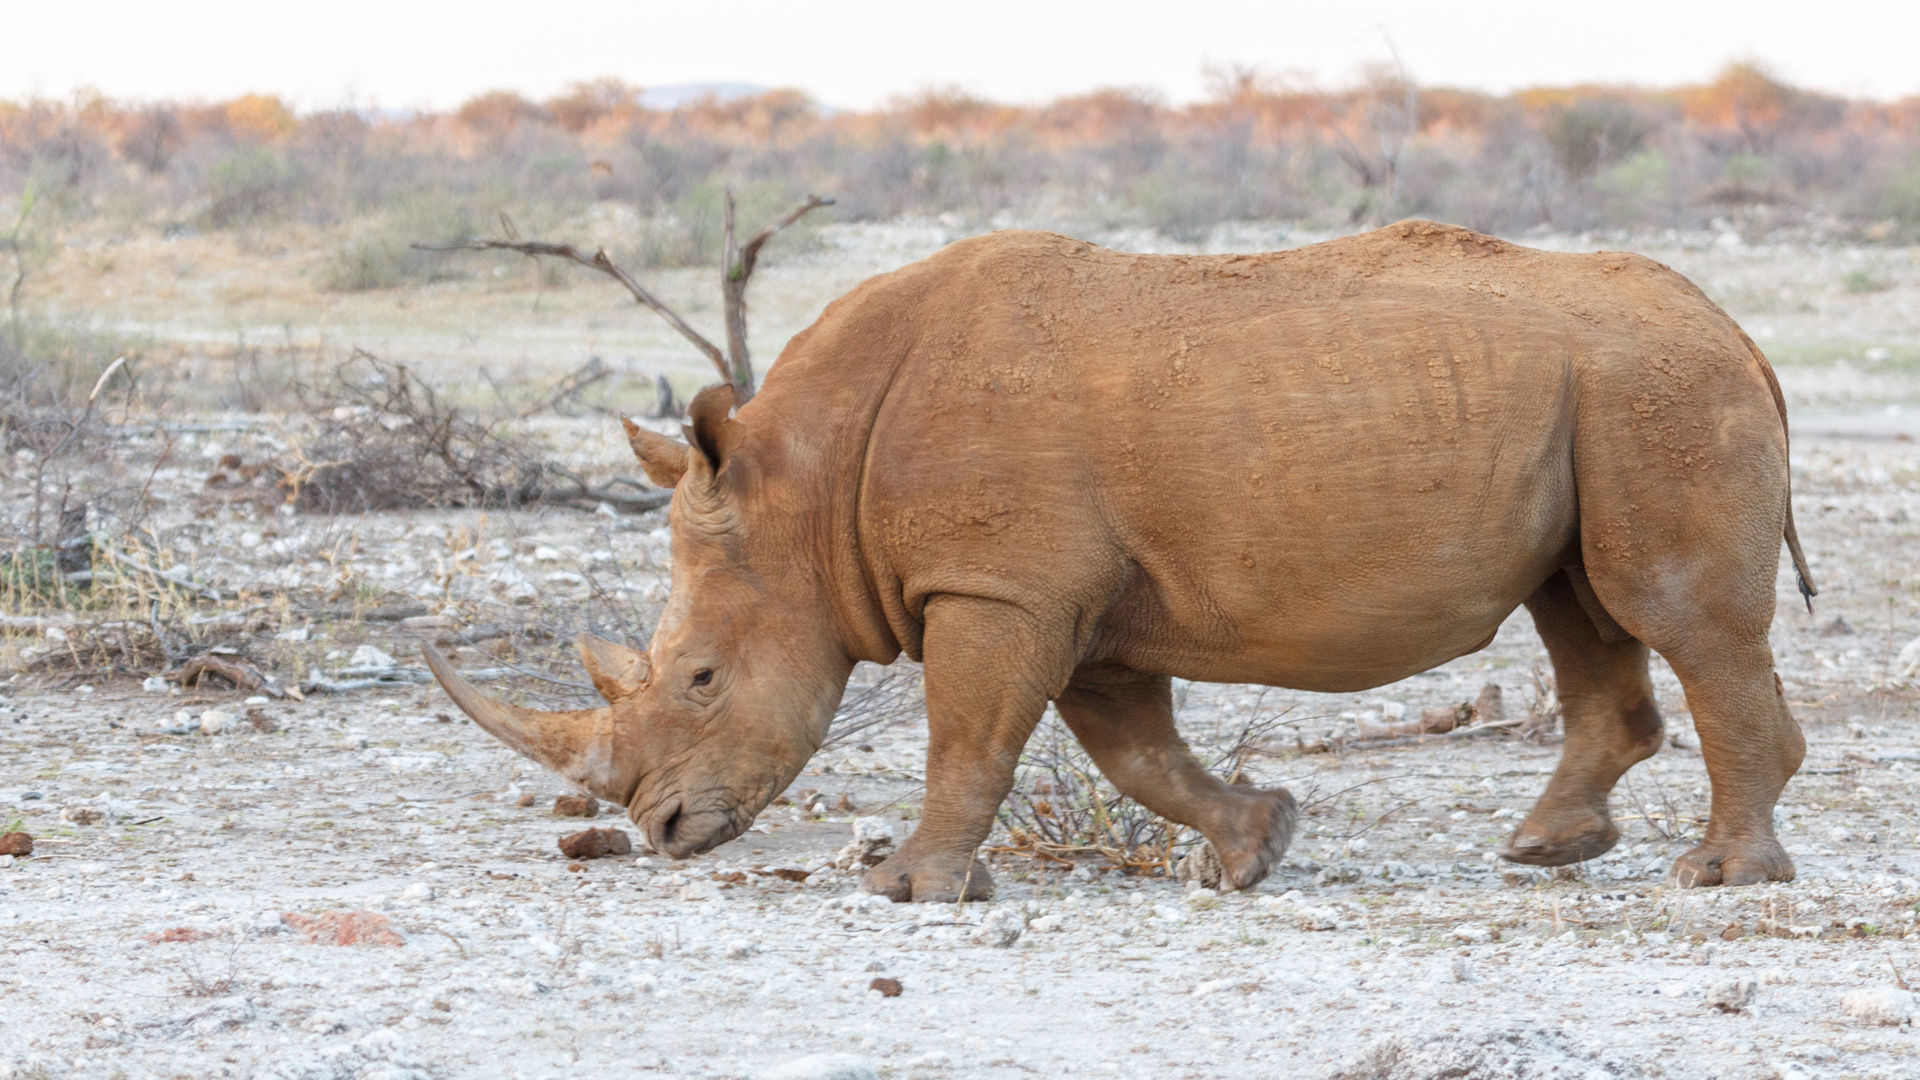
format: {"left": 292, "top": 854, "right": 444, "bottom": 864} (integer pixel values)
{"left": 621, "top": 417, "right": 690, "bottom": 489}
{"left": 682, "top": 384, "right": 744, "bottom": 481}
{"left": 577, "top": 633, "right": 650, "bottom": 702}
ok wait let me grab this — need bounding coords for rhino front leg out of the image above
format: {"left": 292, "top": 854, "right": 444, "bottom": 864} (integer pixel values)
{"left": 863, "top": 596, "right": 1072, "bottom": 903}
{"left": 1055, "top": 663, "right": 1296, "bottom": 890}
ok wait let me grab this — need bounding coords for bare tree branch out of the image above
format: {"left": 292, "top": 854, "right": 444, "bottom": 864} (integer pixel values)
{"left": 415, "top": 229, "right": 733, "bottom": 386}
{"left": 723, "top": 192, "right": 833, "bottom": 402}
{"left": 419, "top": 196, "right": 833, "bottom": 404}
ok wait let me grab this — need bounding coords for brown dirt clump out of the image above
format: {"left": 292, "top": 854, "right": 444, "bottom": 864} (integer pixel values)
{"left": 558, "top": 827, "right": 632, "bottom": 860}
{"left": 552, "top": 795, "right": 598, "bottom": 818}
{"left": 146, "top": 927, "right": 214, "bottom": 944}
{"left": 0, "top": 832, "right": 31, "bottom": 856}
{"left": 281, "top": 910, "right": 405, "bottom": 947}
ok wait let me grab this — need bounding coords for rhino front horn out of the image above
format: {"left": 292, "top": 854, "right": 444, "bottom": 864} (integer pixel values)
{"left": 421, "top": 644, "right": 635, "bottom": 804}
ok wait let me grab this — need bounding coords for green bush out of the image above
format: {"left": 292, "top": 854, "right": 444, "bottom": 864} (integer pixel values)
{"left": 1875, "top": 155, "right": 1920, "bottom": 231}
{"left": 203, "top": 146, "right": 296, "bottom": 228}
{"left": 322, "top": 198, "right": 483, "bottom": 291}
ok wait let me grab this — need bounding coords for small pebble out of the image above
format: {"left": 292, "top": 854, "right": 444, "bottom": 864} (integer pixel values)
{"left": 969, "top": 908, "right": 1025, "bottom": 948}
{"left": 1840, "top": 987, "right": 1916, "bottom": 1025}
{"left": 1705, "top": 977, "right": 1757, "bottom": 1012}
{"left": 868, "top": 977, "right": 904, "bottom": 997}
{"left": 349, "top": 645, "right": 397, "bottom": 669}
{"left": 552, "top": 795, "right": 598, "bottom": 818}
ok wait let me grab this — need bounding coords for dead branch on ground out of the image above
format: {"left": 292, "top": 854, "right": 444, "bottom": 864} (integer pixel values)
{"left": 165, "top": 651, "right": 299, "bottom": 700}
{"left": 416, "top": 194, "right": 833, "bottom": 402}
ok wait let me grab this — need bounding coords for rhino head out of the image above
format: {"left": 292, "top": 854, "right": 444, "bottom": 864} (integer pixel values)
{"left": 425, "top": 385, "right": 856, "bottom": 858}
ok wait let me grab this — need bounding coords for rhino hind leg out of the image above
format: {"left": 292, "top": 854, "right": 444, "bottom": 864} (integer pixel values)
{"left": 1500, "top": 570, "right": 1664, "bottom": 867}
{"left": 1054, "top": 663, "right": 1298, "bottom": 891}
{"left": 1566, "top": 457, "right": 1805, "bottom": 887}
{"left": 1657, "top": 639, "right": 1802, "bottom": 887}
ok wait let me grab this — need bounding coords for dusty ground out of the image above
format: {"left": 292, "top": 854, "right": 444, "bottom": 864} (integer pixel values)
{"left": 4, "top": 224, "right": 1920, "bottom": 1080}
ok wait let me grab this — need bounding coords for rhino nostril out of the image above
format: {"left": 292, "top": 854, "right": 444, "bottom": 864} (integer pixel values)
{"left": 656, "top": 802, "right": 685, "bottom": 849}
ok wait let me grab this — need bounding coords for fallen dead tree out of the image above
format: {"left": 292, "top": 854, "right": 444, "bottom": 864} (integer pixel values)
{"left": 286, "top": 350, "right": 668, "bottom": 515}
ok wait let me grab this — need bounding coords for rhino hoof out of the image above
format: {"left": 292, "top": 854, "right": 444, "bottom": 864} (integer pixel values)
{"left": 1497, "top": 818, "right": 1619, "bottom": 867}
{"left": 862, "top": 855, "right": 994, "bottom": 903}
{"left": 1670, "top": 838, "right": 1794, "bottom": 888}
{"left": 1194, "top": 787, "right": 1296, "bottom": 891}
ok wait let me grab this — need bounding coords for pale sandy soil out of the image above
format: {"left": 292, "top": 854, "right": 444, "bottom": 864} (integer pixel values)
{"left": 25, "top": 215, "right": 1918, "bottom": 399}
{"left": 3, "top": 225, "right": 1920, "bottom": 1080}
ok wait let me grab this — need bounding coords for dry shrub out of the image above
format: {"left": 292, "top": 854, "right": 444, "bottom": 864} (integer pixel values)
{"left": 995, "top": 714, "right": 1182, "bottom": 875}
{"left": 3, "top": 540, "right": 278, "bottom": 682}
{"left": 821, "top": 662, "right": 924, "bottom": 751}
{"left": 0, "top": 326, "right": 148, "bottom": 544}
{"left": 994, "top": 701, "right": 1298, "bottom": 875}
{"left": 286, "top": 350, "right": 665, "bottom": 516}
{"left": 0, "top": 326, "right": 212, "bottom": 683}
{"left": 288, "top": 350, "right": 549, "bottom": 513}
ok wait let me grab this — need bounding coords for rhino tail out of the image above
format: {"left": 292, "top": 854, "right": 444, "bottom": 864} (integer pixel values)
{"left": 1741, "top": 328, "right": 1817, "bottom": 612}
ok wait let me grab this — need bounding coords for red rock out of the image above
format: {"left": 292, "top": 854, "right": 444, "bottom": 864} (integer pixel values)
{"left": 282, "top": 910, "right": 405, "bottom": 947}
{"left": 0, "top": 832, "right": 31, "bottom": 857}
{"left": 869, "top": 977, "right": 904, "bottom": 997}
{"left": 147, "top": 927, "right": 213, "bottom": 944}
{"left": 552, "top": 795, "right": 598, "bottom": 818}
{"left": 558, "top": 827, "right": 631, "bottom": 859}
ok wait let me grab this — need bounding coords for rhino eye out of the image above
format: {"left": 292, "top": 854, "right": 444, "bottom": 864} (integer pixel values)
{"left": 691, "top": 669, "right": 714, "bottom": 687}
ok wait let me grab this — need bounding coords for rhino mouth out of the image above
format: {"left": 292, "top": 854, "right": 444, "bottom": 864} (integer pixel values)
{"left": 642, "top": 797, "right": 750, "bottom": 859}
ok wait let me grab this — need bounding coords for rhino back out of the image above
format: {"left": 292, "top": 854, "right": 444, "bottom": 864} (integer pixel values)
{"left": 829, "top": 224, "right": 1770, "bottom": 689}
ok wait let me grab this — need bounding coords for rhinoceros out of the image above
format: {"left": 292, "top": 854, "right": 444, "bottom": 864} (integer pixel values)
{"left": 425, "top": 220, "right": 1815, "bottom": 901}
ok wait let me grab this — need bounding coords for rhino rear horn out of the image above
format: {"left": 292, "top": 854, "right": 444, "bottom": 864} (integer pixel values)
{"left": 577, "top": 633, "right": 650, "bottom": 702}
{"left": 422, "top": 644, "right": 634, "bottom": 804}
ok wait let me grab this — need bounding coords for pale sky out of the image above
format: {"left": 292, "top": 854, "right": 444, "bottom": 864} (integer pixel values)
{"left": 7, "top": 0, "right": 1918, "bottom": 111}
